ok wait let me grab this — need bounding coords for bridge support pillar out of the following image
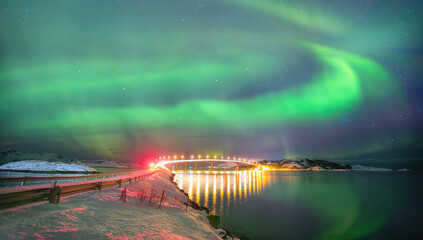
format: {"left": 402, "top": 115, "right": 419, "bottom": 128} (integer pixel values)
{"left": 236, "top": 163, "right": 239, "bottom": 171}
{"left": 210, "top": 162, "right": 213, "bottom": 171}
{"left": 176, "top": 163, "right": 178, "bottom": 170}
{"left": 185, "top": 162, "right": 187, "bottom": 171}
{"left": 195, "top": 162, "right": 197, "bottom": 171}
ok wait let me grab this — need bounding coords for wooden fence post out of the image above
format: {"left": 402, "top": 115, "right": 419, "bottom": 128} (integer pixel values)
{"left": 97, "top": 182, "right": 103, "bottom": 191}
{"left": 48, "top": 186, "right": 62, "bottom": 204}
{"left": 159, "top": 190, "right": 165, "bottom": 208}
{"left": 120, "top": 188, "right": 127, "bottom": 202}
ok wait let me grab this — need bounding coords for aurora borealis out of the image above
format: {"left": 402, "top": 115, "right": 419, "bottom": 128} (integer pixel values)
{"left": 0, "top": 0, "right": 422, "bottom": 168}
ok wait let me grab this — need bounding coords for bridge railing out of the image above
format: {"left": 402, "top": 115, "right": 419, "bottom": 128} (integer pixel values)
{"left": 0, "top": 170, "right": 139, "bottom": 187}
{"left": 0, "top": 169, "right": 157, "bottom": 211}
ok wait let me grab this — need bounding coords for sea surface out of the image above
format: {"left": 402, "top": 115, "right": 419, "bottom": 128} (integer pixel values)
{"left": 174, "top": 170, "right": 423, "bottom": 240}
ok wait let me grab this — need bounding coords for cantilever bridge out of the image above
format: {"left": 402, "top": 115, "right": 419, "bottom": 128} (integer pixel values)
{"left": 156, "top": 158, "right": 262, "bottom": 173}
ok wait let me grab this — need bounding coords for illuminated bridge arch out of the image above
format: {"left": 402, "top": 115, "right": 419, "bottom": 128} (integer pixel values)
{"left": 156, "top": 159, "right": 262, "bottom": 173}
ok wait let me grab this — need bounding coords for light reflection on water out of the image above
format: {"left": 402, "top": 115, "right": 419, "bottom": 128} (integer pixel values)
{"left": 174, "top": 170, "right": 265, "bottom": 215}
{"left": 175, "top": 170, "right": 423, "bottom": 240}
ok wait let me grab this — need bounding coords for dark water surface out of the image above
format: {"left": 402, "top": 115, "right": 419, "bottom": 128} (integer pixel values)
{"left": 174, "top": 170, "right": 423, "bottom": 240}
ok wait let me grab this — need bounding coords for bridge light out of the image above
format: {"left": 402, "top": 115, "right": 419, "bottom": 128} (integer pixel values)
{"left": 149, "top": 163, "right": 155, "bottom": 168}
{"left": 159, "top": 157, "right": 162, "bottom": 160}
{"left": 174, "top": 155, "right": 177, "bottom": 159}
{"left": 191, "top": 155, "right": 194, "bottom": 159}
{"left": 233, "top": 157, "right": 236, "bottom": 160}
{"left": 239, "top": 158, "right": 241, "bottom": 161}
{"left": 168, "top": 156, "right": 170, "bottom": 160}
{"left": 221, "top": 156, "right": 224, "bottom": 159}
{"left": 227, "top": 156, "right": 230, "bottom": 160}
{"left": 181, "top": 155, "right": 184, "bottom": 159}
{"left": 198, "top": 155, "right": 201, "bottom": 159}
{"left": 206, "top": 155, "right": 209, "bottom": 159}
{"left": 214, "top": 155, "right": 217, "bottom": 159}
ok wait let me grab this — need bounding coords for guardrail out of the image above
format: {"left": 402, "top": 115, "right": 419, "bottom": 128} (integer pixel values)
{"left": 0, "top": 169, "right": 157, "bottom": 210}
{"left": 0, "top": 170, "right": 138, "bottom": 186}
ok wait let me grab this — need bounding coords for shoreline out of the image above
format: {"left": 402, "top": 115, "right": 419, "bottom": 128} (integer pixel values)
{"left": 169, "top": 172, "right": 240, "bottom": 240}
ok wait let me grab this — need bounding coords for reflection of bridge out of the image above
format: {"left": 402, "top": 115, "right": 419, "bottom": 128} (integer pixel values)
{"left": 156, "top": 159, "right": 261, "bottom": 173}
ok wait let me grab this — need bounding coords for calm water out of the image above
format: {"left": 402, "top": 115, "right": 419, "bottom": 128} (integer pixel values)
{"left": 174, "top": 170, "right": 423, "bottom": 240}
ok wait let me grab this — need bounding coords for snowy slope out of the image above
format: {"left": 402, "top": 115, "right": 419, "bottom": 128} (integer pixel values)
{"left": 0, "top": 170, "right": 225, "bottom": 239}
{"left": 0, "top": 160, "right": 98, "bottom": 173}
{"left": 0, "top": 150, "right": 124, "bottom": 168}
{"left": 261, "top": 158, "right": 352, "bottom": 170}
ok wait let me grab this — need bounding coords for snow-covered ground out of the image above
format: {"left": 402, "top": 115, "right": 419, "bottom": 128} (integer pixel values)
{"left": 0, "top": 170, "right": 228, "bottom": 239}
{"left": 0, "top": 160, "right": 98, "bottom": 173}
{"left": 351, "top": 165, "right": 393, "bottom": 171}
{"left": 0, "top": 150, "right": 126, "bottom": 168}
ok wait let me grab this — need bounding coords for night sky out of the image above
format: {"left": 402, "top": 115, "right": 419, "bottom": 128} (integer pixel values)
{"left": 1, "top": 0, "right": 422, "bottom": 168}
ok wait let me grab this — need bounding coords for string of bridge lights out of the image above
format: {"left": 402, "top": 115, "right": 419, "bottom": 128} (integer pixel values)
{"left": 156, "top": 155, "right": 253, "bottom": 163}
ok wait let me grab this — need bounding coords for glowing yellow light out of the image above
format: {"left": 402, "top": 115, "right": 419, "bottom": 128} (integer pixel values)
{"left": 198, "top": 155, "right": 201, "bottom": 159}
{"left": 174, "top": 155, "right": 177, "bottom": 159}
{"left": 191, "top": 155, "right": 194, "bottom": 159}
{"left": 239, "top": 158, "right": 241, "bottom": 161}
{"left": 233, "top": 157, "right": 236, "bottom": 160}
{"left": 149, "top": 163, "right": 155, "bottom": 168}
{"left": 214, "top": 155, "right": 217, "bottom": 159}
{"left": 212, "top": 171, "right": 217, "bottom": 174}
{"left": 206, "top": 155, "right": 209, "bottom": 159}
{"left": 221, "top": 156, "right": 224, "bottom": 159}
{"left": 181, "top": 155, "right": 184, "bottom": 159}
{"left": 168, "top": 156, "right": 170, "bottom": 160}
{"left": 196, "top": 171, "right": 202, "bottom": 174}
{"left": 227, "top": 156, "right": 230, "bottom": 160}
{"left": 159, "top": 157, "right": 162, "bottom": 160}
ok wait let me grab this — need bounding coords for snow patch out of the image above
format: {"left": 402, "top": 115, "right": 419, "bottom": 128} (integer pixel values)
{"left": 0, "top": 160, "right": 97, "bottom": 173}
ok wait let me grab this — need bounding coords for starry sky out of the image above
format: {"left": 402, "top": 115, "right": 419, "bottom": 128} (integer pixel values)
{"left": 1, "top": 0, "right": 422, "bottom": 168}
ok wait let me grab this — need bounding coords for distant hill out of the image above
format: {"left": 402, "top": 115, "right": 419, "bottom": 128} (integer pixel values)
{"left": 0, "top": 150, "right": 124, "bottom": 168}
{"left": 260, "top": 158, "right": 396, "bottom": 171}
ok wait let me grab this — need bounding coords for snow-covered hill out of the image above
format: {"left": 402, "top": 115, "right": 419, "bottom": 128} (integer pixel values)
{"left": 261, "top": 158, "right": 397, "bottom": 171}
{"left": 0, "top": 150, "right": 124, "bottom": 168}
{"left": 261, "top": 158, "right": 353, "bottom": 170}
{"left": 0, "top": 160, "right": 98, "bottom": 173}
